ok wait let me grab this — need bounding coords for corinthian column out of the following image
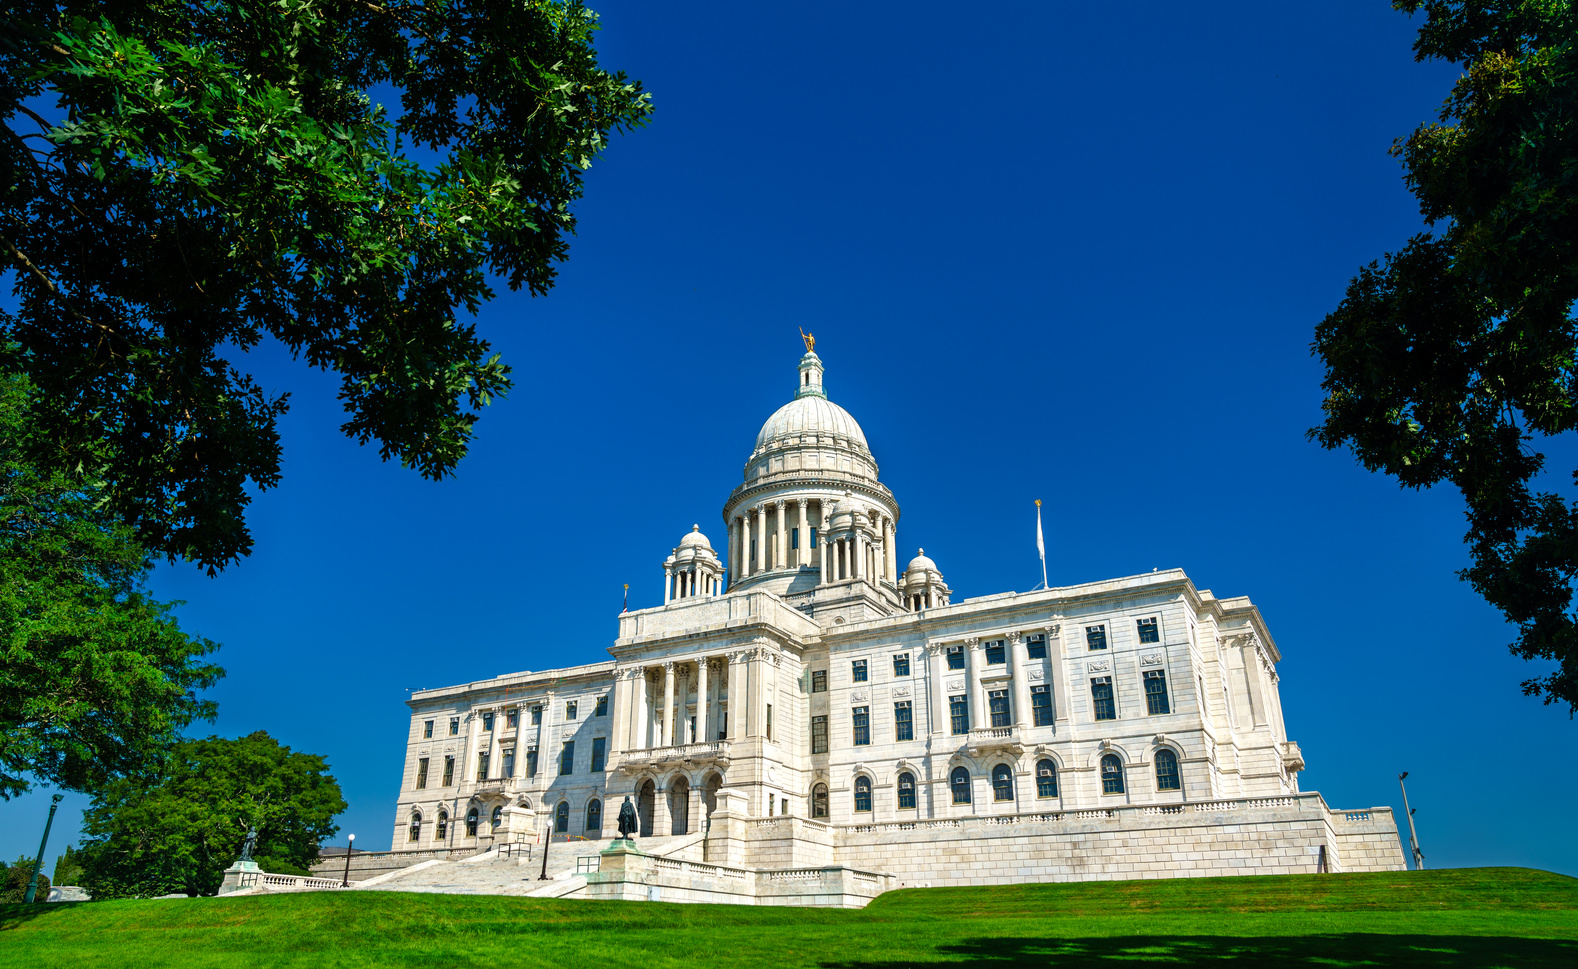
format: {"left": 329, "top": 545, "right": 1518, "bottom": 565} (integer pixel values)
{"left": 661, "top": 662, "right": 676, "bottom": 748}
{"left": 695, "top": 657, "right": 709, "bottom": 743}
{"left": 796, "top": 498, "right": 810, "bottom": 567}
{"left": 884, "top": 516, "right": 896, "bottom": 581}
{"left": 775, "top": 499, "right": 787, "bottom": 571}
{"left": 1008, "top": 632, "right": 1030, "bottom": 728}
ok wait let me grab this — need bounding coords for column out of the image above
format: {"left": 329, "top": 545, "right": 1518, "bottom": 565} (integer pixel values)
{"left": 661, "top": 662, "right": 676, "bottom": 748}
{"left": 821, "top": 537, "right": 832, "bottom": 583}
{"left": 730, "top": 516, "right": 741, "bottom": 588}
{"left": 663, "top": 568, "right": 672, "bottom": 604}
{"left": 695, "top": 656, "right": 709, "bottom": 744}
{"left": 612, "top": 669, "right": 633, "bottom": 753}
{"left": 775, "top": 499, "right": 786, "bottom": 571}
{"left": 965, "top": 638, "right": 985, "bottom": 732}
{"left": 727, "top": 652, "right": 744, "bottom": 740}
{"left": 796, "top": 498, "right": 809, "bottom": 567}
{"left": 1009, "top": 633, "right": 1031, "bottom": 729}
{"left": 486, "top": 707, "right": 502, "bottom": 780}
{"left": 852, "top": 529, "right": 863, "bottom": 581}
{"left": 742, "top": 512, "right": 754, "bottom": 578}
{"left": 1049, "top": 625, "right": 1071, "bottom": 724}
{"left": 884, "top": 516, "right": 896, "bottom": 582}
{"left": 927, "top": 644, "right": 947, "bottom": 738}
{"left": 745, "top": 649, "right": 761, "bottom": 738}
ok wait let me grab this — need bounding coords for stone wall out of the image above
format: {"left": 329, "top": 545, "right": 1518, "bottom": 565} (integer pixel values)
{"left": 309, "top": 847, "right": 482, "bottom": 883}
{"left": 587, "top": 845, "right": 890, "bottom": 907}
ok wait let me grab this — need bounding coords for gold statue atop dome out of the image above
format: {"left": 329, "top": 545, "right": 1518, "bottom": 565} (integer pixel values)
{"left": 799, "top": 327, "right": 815, "bottom": 353}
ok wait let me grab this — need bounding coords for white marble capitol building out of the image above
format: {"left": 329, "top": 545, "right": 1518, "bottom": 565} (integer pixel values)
{"left": 386, "top": 346, "right": 1406, "bottom": 903}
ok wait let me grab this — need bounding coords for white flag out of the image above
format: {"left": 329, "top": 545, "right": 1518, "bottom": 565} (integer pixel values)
{"left": 1035, "top": 499, "right": 1047, "bottom": 589}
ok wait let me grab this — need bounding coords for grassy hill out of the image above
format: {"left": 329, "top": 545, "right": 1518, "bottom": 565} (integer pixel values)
{"left": 1, "top": 867, "right": 1573, "bottom": 968}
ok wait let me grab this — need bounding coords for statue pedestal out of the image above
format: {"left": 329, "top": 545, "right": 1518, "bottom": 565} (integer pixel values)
{"left": 218, "top": 860, "right": 261, "bottom": 895}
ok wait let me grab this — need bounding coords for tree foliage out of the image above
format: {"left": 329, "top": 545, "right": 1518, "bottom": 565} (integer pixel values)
{"left": 78, "top": 731, "right": 346, "bottom": 898}
{"left": 1, "top": 1, "right": 650, "bottom": 572}
{"left": 1311, "top": 1, "right": 1577, "bottom": 710}
{"left": 0, "top": 856, "right": 50, "bottom": 902}
{"left": 1, "top": 374, "right": 223, "bottom": 800}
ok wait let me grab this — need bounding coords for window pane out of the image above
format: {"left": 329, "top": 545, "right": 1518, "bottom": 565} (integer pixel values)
{"left": 1137, "top": 617, "right": 1159, "bottom": 644}
{"left": 984, "top": 641, "right": 1005, "bottom": 665}
{"left": 483, "top": 712, "right": 494, "bottom": 731}
{"left": 854, "top": 777, "right": 872, "bottom": 813}
{"left": 989, "top": 690, "right": 1011, "bottom": 728}
{"left": 595, "top": 695, "right": 609, "bottom": 717}
{"left": 1086, "top": 625, "right": 1107, "bottom": 650}
{"left": 586, "top": 800, "right": 602, "bottom": 833}
{"left": 442, "top": 756, "right": 454, "bottom": 786}
{"left": 502, "top": 750, "right": 515, "bottom": 777}
{"left": 811, "top": 715, "right": 829, "bottom": 754}
{"left": 591, "top": 737, "right": 607, "bottom": 773}
{"left": 852, "top": 660, "right": 868, "bottom": 683}
{"left": 506, "top": 710, "right": 518, "bottom": 729}
{"left": 555, "top": 803, "right": 568, "bottom": 833}
{"left": 812, "top": 785, "right": 829, "bottom": 819}
{"left": 1145, "top": 669, "right": 1171, "bottom": 715}
{"left": 992, "top": 765, "right": 1013, "bottom": 801}
{"left": 1101, "top": 754, "right": 1125, "bottom": 794}
{"left": 476, "top": 752, "right": 490, "bottom": 781}
{"left": 1091, "top": 677, "right": 1116, "bottom": 721}
{"left": 894, "top": 701, "right": 913, "bottom": 742}
{"left": 530, "top": 706, "right": 542, "bottom": 725}
{"left": 1156, "top": 748, "right": 1181, "bottom": 791}
{"left": 1026, "top": 636, "right": 1047, "bottom": 659}
{"left": 526, "top": 748, "right": 538, "bottom": 777}
{"left": 416, "top": 758, "right": 429, "bottom": 789}
{"left": 1036, "top": 759, "right": 1059, "bottom": 798}
{"left": 423, "top": 720, "right": 434, "bottom": 738}
{"left": 566, "top": 702, "right": 577, "bottom": 720}
{"left": 898, "top": 772, "right": 916, "bottom": 809}
{"left": 947, "top": 646, "right": 965, "bottom": 670}
{"left": 450, "top": 718, "right": 460, "bottom": 735}
{"left": 853, "top": 706, "right": 870, "bottom": 746}
{"left": 559, "top": 741, "right": 575, "bottom": 775}
{"left": 1031, "top": 685, "right": 1053, "bottom": 726}
{"left": 812, "top": 670, "right": 828, "bottom": 693}
{"left": 949, "top": 695, "right": 970, "bottom": 735}
{"left": 950, "top": 767, "right": 972, "bottom": 804}
{"left": 893, "top": 654, "right": 910, "bottom": 676}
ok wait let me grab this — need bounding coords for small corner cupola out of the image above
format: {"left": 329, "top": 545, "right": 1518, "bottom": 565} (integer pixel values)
{"left": 796, "top": 350, "right": 826, "bottom": 400}
{"left": 664, "top": 524, "right": 724, "bottom": 605}
{"left": 901, "top": 548, "right": 951, "bottom": 611}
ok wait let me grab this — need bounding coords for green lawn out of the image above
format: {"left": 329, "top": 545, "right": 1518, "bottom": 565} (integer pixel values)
{"left": 1, "top": 867, "right": 1573, "bottom": 968}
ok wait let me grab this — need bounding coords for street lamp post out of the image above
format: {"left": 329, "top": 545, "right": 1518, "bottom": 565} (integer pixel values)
{"left": 1398, "top": 772, "right": 1425, "bottom": 870}
{"left": 341, "top": 833, "right": 356, "bottom": 887}
{"left": 22, "top": 794, "right": 63, "bottom": 904}
{"left": 538, "top": 817, "right": 551, "bottom": 880}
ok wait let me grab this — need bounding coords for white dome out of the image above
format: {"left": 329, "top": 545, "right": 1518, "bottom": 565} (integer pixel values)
{"left": 906, "top": 549, "right": 937, "bottom": 574}
{"left": 678, "top": 525, "right": 712, "bottom": 549}
{"left": 753, "top": 395, "right": 869, "bottom": 455}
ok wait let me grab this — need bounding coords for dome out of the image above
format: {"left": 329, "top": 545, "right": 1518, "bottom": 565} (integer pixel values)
{"left": 753, "top": 395, "right": 869, "bottom": 456}
{"left": 678, "top": 525, "right": 712, "bottom": 549}
{"left": 906, "top": 549, "right": 937, "bottom": 574}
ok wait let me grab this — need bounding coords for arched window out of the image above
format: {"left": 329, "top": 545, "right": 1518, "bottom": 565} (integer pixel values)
{"left": 408, "top": 810, "right": 422, "bottom": 842}
{"left": 586, "top": 799, "right": 603, "bottom": 833}
{"left": 1036, "top": 759, "right": 1059, "bottom": 798}
{"left": 897, "top": 772, "right": 917, "bottom": 810}
{"left": 465, "top": 807, "right": 479, "bottom": 836}
{"left": 1101, "top": 754, "right": 1126, "bottom": 795}
{"left": 992, "top": 764, "right": 1014, "bottom": 801}
{"left": 436, "top": 808, "right": 448, "bottom": 840}
{"left": 555, "top": 801, "right": 570, "bottom": 833}
{"left": 853, "top": 776, "right": 872, "bottom": 813}
{"left": 812, "top": 783, "right": 829, "bottom": 819}
{"left": 491, "top": 805, "right": 502, "bottom": 828}
{"left": 950, "top": 766, "right": 972, "bottom": 804}
{"left": 1155, "top": 748, "right": 1181, "bottom": 791}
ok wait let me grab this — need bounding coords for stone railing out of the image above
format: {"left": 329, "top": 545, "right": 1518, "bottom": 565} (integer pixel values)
{"left": 834, "top": 792, "right": 1342, "bottom": 837}
{"left": 222, "top": 866, "right": 348, "bottom": 894}
{"left": 617, "top": 741, "right": 732, "bottom": 772}
{"left": 966, "top": 726, "right": 1023, "bottom": 753}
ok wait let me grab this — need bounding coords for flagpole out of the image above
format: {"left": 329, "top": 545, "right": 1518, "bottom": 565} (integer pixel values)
{"left": 1035, "top": 499, "right": 1048, "bottom": 591}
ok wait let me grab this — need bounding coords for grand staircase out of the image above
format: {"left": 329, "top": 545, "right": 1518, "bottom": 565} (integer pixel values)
{"left": 353, "top": 833, "right": 706, "bottom": 898}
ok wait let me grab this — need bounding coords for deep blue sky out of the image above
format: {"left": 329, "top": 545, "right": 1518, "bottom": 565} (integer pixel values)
{"left": 5, "top": 1, "right": 1573, "bottom": 878}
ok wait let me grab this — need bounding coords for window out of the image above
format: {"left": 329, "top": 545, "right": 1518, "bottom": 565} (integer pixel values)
{"left": 811, "top": 670, "right": 828, "bottom": 693}
{"left": 423, "top": 720, "right": 434, "bottom": 739}
{"left": 436, "top": 809, "right": 448, "bottom": 840}
{"left": 1101, "top": 754, "right": 1126, "bottom": 794}
{"left": 483, "top": 712, "right": 494, "bottom": 731}
{"left": 506, "top": 709, "right": 519, "bottom": 729}
{"left": 501, "top": 749, "right": 515, "bottom": 777}
{"left": 416, "top": 758, "right": 429, "bottom": 789}
{"left": 992, "top": 764, "right": 1014, "bottom": 801}
{"left": 526, "top": 747, "right": 538, "bottom": 777}
{"left": 950, "top": 766, "right": 972, "bottom": 804}
{"left": 449, "top": 718, "right": 460, "bottom": 736}
{"left": 791, "top": 527, "right": 799, "bottom": 550}
{"left": 595, "top": 695, "right": 609, "bottom": 717}
{"left": 893, "top": 653, "right": 910, "bottom": 676}
{"left": 409, "top": 811, "right": 422, "bottom": 842}
{"left": 476, "top": 751, "right": 490, "bottom": 781}
{"left": 465, "top": 807, "right": 479, "bottom": 837}
{"left": 852, "top": 659, "right": 868, "bottom": 683}
{"left": 565, "top": 701, "right": 578, "bottom": 720}
{"left": 811, "top": 715, "right": 829, "bottom": 754}
{"left": 812, "top": 784, "right": 829, "bottom": 819}
{"left": 555, "top": 801, "right": 569, "bottom": 833}
{"left": 989, "top": 690, "right": 1011, "bottom": 728}
{"left": 1026, "top": 635, "right": 1047, "bottom": 659}
{"left": 442, "top": 755, "right": 454, "bottom": 786}
{"left": 1155, "top": 748, "right": 1181, "bottom": 791}
{"left": 491, "top": 806, "right": 502, "bottom": 828}
{"left": 1091, "top": 676, "right": 1116, "bottom": 721}
{"left": 530, "top": 705, "right": 542, "bottom": 726}
{"left": 1036, "top": 759, "right": 1059, "bottom": 798}
{"left": 1031, "top": 685, "right": 1053, "bottom": 726}
{"left": 947, "top": 645, "right": 965, "bottom": 670}
{"left": 898, "top": 772, "right": 917, "bottom": 809}
{"left": 559, "top": 741, "right": 575, "bottom": 775}
{"left": 1137, "top": 617, "right": 1159, "bottom": 644}
{"left": 1144, "top": 669, "right": 1171, "bottom": 715}
{"left": 766, "top": 704, "right": 773, "bottom": 741}
{"left": 586, "top": 799, "right": 603, "bottom": 833}
{"left": 591, "top": 737, "right": 607, "bottom": 773}
{"left": 852, "top": 706, "right": 870, "bottom": 746}
{"left": 950, "top": 695, "right": 970, "bottom": 735}
{"left": 985, "top": 640, "right": 1006, "bottom": 665}
{"left": 810, "top": 526, "right": 818, "bottom": 547}
{"left": 1086, "top": 625, "right": 1107, "bottom": 650}
{"left": 854, "top": 776, "right": 873, "bottom": 812}
{"left": 894, "top": 701, "right": 913, "bottom": 741}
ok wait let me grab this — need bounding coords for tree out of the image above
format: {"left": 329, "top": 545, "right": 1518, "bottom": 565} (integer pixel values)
{"left": 1, "top": 374, "right": 223, "bottom": 800}
{"left": 52, "top": 844, "right": 83, "bottom": 887}
{"left": 1310, "top": 1, "right": 1577, "bottom": 712}
{"left": 1, "top": 1, "right": 651, "bottom": 572}
{"left": 0, "top": 856, "right": 50, "bottom": 902}
{"left": 78, "top": 731, "right": 346, "bottom": 898}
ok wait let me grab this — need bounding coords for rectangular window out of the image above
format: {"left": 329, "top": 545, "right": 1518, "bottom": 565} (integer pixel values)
{"left": 502, "top": 749, "right": 515, "bottom": 777}
{"left": 810, "top": 526, "right": 818, "bottom": 547}
{"left": 892, "top": 653, "right": 910, "bottom": 676}
{"left": 811, "top": 670, "right": 828, "bottom": 693}
{"left": 1091, "top": 676, "right": 1116, "bottom": 721}
{"left": 476, "top": 751, "right": 490, "bottom": 781}
{"left": 984, "top": 640, "right": 1006, "bottom": 665}
{"left": 506, "top": 710, "right": 518, "bottom": 729}
{"left": 950, "top": 695, "right": 970, "bottom": 735}
{"left": 559, "top": 741, "right": 575, "bottom": 775}
{"left": 442, "top": 755, "right": 454, "bottom": 786}
{"left": 415, "top": 758, "right": 429, "bottom": 789}
{"left": 449, "top": 718, "right": 460, "bottom": 736}
{"left": 851, "top": 659, "right": 868, "bottom": 683}
{"left": 791, "top": 527, "right": 800, "bottom": 550}
{"left": 595, "top": 695, "right": 609, "bottom": 717}
{"left": 947, "top": 645, "right": 965, "bottom": 670}
{"left": 811, "top": 715, "right": 829, "bottom": 754}
{"left": 1026, "top": 635, "right": 1047, "bottom": 659}
{"left": 894, "top": 701, "right": 913, "bottom": 741}
{"left": 565, "top": 701, "right": 578, "bottom": 720}
{"left": 852, "top": 706, "right": 870, "bottom": 746}
{"left": 1086, "top": 625, "right": 1108, "bottom": 651}
{"left": 766, "top": 704, "right": 774, "bottom": 741}
{"left": 483, "top": 712, "right": 494, "bottom": 731}
{"left": 591, "top": 737, "right": 607, "bottom": 772}
{"left": 1031, "top": 685, "right": 1053, "bottom": 726}
{"left": 422, "top": 720, "right": 434, "bottom": 739}
{"left": 526, "top": 747, "right": 538, "bottom": 778}
{"left": 1144, "top": 669, "right": 1171, "bottom": 715}
{"left": 530, "top": 705, "right": 542, "bottom": 726}
{"left": 989, "top": 690, "right": 1011, "bottom": 728}
{"left": 1137, "top": 617, "right": 1159, "bottom": 644}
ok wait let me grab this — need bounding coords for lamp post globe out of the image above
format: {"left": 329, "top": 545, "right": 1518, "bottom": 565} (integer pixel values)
{"left": 342, "top": 833, "right": 356, "bottom": 887}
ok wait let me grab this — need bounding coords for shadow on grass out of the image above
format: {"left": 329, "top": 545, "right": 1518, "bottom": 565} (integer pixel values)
{"left": 822, "top": 935, "right": 1578, "bottom": 968}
